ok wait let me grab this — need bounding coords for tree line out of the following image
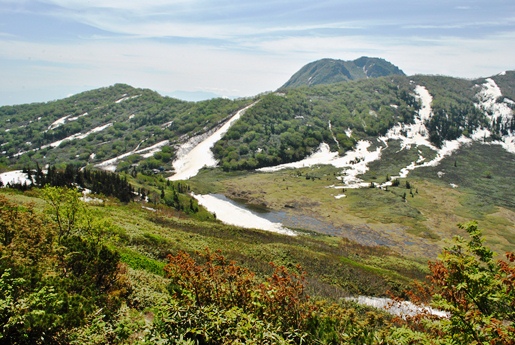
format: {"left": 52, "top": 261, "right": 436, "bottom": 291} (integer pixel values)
{"left": 3, "top": 164, "right": 135, "bottom": 203}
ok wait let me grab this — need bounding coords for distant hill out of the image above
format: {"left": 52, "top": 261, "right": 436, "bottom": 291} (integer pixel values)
{"left": 280, "top": 57, "right": 405, "bottom": 89}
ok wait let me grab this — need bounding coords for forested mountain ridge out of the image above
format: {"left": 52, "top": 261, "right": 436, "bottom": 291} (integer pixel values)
{"left": 0, "top": 62, "right": 514, "bottom": 179}
{"left": 280, "top": 57, "right": 406, "bottom": 89}
{"left": 213, "top": 73, "right": 515, "bottom": 170}
{"left": 0, "top": 84, "right": 252, "bottom": 173}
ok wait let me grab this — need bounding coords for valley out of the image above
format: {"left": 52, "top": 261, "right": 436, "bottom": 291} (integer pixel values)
{"left": 1, "top": 57, "right": 515, "bottom": 344}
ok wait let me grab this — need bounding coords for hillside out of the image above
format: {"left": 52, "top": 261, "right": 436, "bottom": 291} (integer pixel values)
{"left": 0, "top": 84, "right": 252, "bottom": 172}
{"left": 1, "top": 66, "right": 514, "bottom": 257}
{"left": 280, "top": 57, "right": 405, "bottom": 89}
{"left": 1, "top": 58, "right": 515, "bottom": 343}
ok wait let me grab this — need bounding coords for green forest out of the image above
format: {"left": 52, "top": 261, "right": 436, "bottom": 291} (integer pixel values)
{"left": 1, "top": 73, "right": 514, "bottom": 174}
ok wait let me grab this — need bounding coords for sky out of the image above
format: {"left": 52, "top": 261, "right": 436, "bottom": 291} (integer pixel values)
{"left": 1, "top": 0, "right": 515, "bottom": 105}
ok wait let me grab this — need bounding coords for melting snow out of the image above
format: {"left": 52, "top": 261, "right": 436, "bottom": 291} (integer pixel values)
{"left": 115, "top": 94, "right": 140, "bottom": 103}
{"left": 0, "top": 170, "right": 32, "bottom": 186}
{"left": 42, "top": 123, "right": 113, "bottom": 149}
{"left": 192, "top": 193, "right": 296, "bottom": 236}
{"left": 169, "top": 102, "right": 257, "bottom": 181}
{"left": 347, "top": 296, "right": 448, "bottom": 318}
{"left": 161, "top": 120, "right": 174, "bottom": 128}
{"left": 475, "top": 78, "right": 515, "bottom": 153}
{"left": 67, "top": 112, "right": 89, "bottom": 122}
{"left": 95, "top": 140, "right": 170, "bottom": 172}
{"left": 47, "top": 115, "right": 71, "bottom": 131}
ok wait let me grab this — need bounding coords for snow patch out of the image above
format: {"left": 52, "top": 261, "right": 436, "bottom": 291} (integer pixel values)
{"left": 474, "top": 78, "right": 515, "bottom": 153}
{"left": 0, "top": 170, "right": 32, "bottom": 186}
{"left": 347, "top": 296, "right": 448, "bottom": 318}
{"left": 42, "top": 123, "right": 113, "bottom": 149}
{"left": 192, "top": 193, "right": 296, "bottom": 236}
{"left": 115, "top": 94, "right": 140, "bottom": 103}
{"left": 47, "top": 114, "right": 71, "bottom": 131}
{"left": 95, "top": 140, "right": 170, "bottom": 172}
{"left": 67, "top": 112, "right": 89, "bottom": 122}
{"left": 169, "top": 102, "right": 257, "bottom": 181}
{"left": 161, "top": 120, "right": 174, "bottom": 128}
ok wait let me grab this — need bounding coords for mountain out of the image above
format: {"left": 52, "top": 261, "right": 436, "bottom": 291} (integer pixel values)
{"left": 279, "top": 57, "right": 405, "bottom": 89}
{"left": 1, "top": 61, "right": 515, "bottom": 344}
{"left": 0, "top": 63, "right": 514, "bottom": 247}
{"left": 0, "top": 83, "right": 252, "bottom": 173}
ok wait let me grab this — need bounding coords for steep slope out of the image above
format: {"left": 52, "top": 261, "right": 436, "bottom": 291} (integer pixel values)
{"left": 0, "top": 84, "right": 251, "bottom": 172}
{"left": 280, "top": 57, "right": 405, "bottom": 89}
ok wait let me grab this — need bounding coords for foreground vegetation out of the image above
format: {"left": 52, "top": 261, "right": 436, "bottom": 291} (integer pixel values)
{"left": 1, "top": 185, "right": 514, "bottom": 344}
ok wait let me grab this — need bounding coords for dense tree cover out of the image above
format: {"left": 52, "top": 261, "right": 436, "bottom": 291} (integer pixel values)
{"left": 0, "top": 84, "right": 251, "bottom": 169}
{"left": 214, "top": 77, "right": 419, "bottom": 170}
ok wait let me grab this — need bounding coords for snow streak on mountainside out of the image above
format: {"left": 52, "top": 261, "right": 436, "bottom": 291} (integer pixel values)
{"left": 95, "top": 140, "right": 170, "bottom": 172}
{"left": 13, "top": 123, "right": 114, "bottom": 158}
{"left": 475, "top": 78, "right": 515, "bottom": 153}
{"left": 169, "top": 102, "right": 257, "bottom": 181}
{"left": 259, "top": 82, "right": 514, "bottom": 195}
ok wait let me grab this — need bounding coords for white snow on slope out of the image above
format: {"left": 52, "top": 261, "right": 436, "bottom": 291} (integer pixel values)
{"left": 169, "top": 102, "right": 257, "bottom": 181}
{"left": 475, "top": 78, "right": 515, "bottom": 153}
{"left": 47, "top": 115, "right": 71, "bottom": 131}
{"left": 476, "top": 78, "right": 512, "bottom": 124}
{"left": 192, "top": 193, "right": 296, "bottom": 236}
{"left": 258, "top": 140, "right": 383, "bottom": 189}
{"left": 0, "top": 170, "right": 32, "bottom": 186}
{"left": 383, "top": 85, "right": 435, "bottom": 151}
{"left": 42, "top": 123, "right": 113, "bottom": 149}
{"left": 67, "top": 112, "right": 89, "bottom": 122}
{"left": 347, "top": 296, "right": 448, "bottom": 318}
{"left": 12, "top": 123, "right": 114, "bottom": 158}
{"left": 115, "top": 94, "right": 140, "bottom": 103}
{"left": 46, "top": 112, "right": 90, "bottom": 131}
{"left": 95, "top": 139, "right": 170, "bottom": 172}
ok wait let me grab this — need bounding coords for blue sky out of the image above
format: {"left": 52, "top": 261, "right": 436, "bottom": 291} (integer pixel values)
{"left": 1, "top": 0, "right": 515, "bottom": 105}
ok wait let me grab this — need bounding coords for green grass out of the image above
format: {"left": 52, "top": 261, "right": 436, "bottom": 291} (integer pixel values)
{"left": 2, "top": 188, "right": 430, "bottom": 299}
{"left": 118, "top": 247, "right": 166, "bottom": 275}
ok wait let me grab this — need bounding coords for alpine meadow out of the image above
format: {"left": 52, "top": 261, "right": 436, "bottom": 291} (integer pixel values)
{"left": 1, "top": 56, "right": 515, "bottom": 344}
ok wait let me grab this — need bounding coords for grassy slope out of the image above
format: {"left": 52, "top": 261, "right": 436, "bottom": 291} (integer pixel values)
{"left": 0, "top": 188, "right": 427, "bottom": 300}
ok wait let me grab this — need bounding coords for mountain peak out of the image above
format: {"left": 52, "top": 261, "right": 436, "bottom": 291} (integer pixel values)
{"left": 280, "top": 57, "right": 405, "bottom": 89}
